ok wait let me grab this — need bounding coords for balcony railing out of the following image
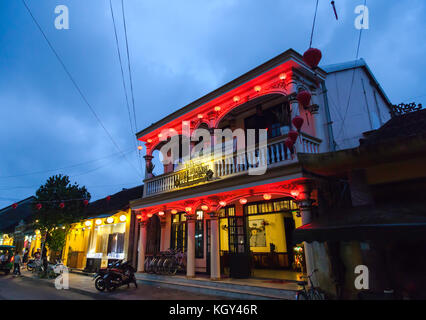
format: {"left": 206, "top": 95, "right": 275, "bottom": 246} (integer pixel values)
{"left": 144, "top": 132, "right": 321, "bottom": 197}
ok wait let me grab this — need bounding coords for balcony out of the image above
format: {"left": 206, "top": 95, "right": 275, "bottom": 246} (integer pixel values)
{"left": 144, "top": 132, "right": 321, "bottom": 197}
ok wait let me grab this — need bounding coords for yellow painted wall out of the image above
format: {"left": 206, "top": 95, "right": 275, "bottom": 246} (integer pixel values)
{"left": 248, "top": 213, "right": 287, "bottom": 253}
{"left": 219, "top": 218, "right": 229, "bottom": 251}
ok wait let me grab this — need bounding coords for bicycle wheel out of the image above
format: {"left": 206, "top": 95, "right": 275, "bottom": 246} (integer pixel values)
{"left": 296, "top": 291, "right": 308, "bottom": 300}
{"left": 309, "top": 289, "right": 324, "bottom": 300}
{"left": 144, "top": 257, "right": 151, "bottom": 273}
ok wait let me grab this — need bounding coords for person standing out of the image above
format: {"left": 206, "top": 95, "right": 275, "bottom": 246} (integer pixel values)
{"left": 13, "top": 251, "right": 21, "bottom": 276}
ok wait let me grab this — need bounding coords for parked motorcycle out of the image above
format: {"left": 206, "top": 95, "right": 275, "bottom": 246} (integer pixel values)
{"left": 93, "top": 260, "right": 137, "bottom": 292}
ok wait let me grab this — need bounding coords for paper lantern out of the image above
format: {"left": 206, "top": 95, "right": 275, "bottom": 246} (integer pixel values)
{"left": 303, "top": 48, "right": 322, "bottom": 69}
{"left": 292, "top": 116, "right": 304, "bottom": 131}
{"left": 288, "top": 130, "right": 299, "bottom": 143}
{"left": 36, "top": 203, "right": 42, "bottom": 210}
{"left": 285, "top": 137, "right": 295, "bottom": 150}
{"left": 106, "top": 196, "right": 111, "bottom": 202}
{"left": 59, "top": 202, "right": 65, "bottom": 209}
{"left": 263, "top": 194, "right": 272, "bottom": 201}
{"left": 239, "top": 198, "right": 247, "bottom": 205}
{"left": 297, "top": 90, "right": 311, "bottom": 107}
{"left": 12, "top": 203, "right": 18, "bottom": 209}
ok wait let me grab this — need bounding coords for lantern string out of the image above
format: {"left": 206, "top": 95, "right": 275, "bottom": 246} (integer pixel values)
{"left": 309, "top": 0, "right": 320, "bottom": 48}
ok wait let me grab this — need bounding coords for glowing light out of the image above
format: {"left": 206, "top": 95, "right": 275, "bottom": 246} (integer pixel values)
{"left": 263, "top": 193, "right": 272, "bottom": 200}
{"left": 254, "top": 85, "right": 262, "bottom": 92}
{"left": 197, "top": 114, "right": 203, "bottom": 119}
{"left": 233, "top": 96, "right": 240, "bottom": 103}
{"left": 239, "top": 198, "right": 247, "bottom": 205}
{"left": 147, "top": 213, "right": 153, "bottom": 218}
{"left": 95, "top": 219, "right": 102, "bottom": 225}
{"left": 106, "top": 217, "right": 114, "bottom": 224}
{"left": 158, "top": 133, "right": 163, "bottom": 138}
{"left": 185, "top": 207, "right": 192, "bottom": 213}
{"left": 214, "top": 106, "right": 221, "bottom": 112}
{"left": 147, "top": 139, "right": 152, "bottom": 143}
{"left": 158, "top": 211, "right": 165, "bottom": 216}
{"left": 201, "top": 205, "right": 209, "bottom": 211}
{"left": 279, "top": 73, "right": 286, "bottom": 80}
{"left": 219, "top": 201, "right": 227, "bottom": 207}
{"left": 119, "top": 215, "right": 127, "bottom": 222}
{"left": 171, "top": 209, "right": 178, "bottom": 214}
{"left": 136, "top": 214, "right": 142, "bottom": 220}
{"left": 291, "top": 190, "right": 300, "bottom": 198}
{"left": 138, "top": 145, "right": 143, "bottom": 150}
{"left": 85, "top": 221, "right": 92, "bottom": 227}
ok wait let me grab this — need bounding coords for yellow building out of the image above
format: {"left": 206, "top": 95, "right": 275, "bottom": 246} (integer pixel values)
{"left": 62, "top": 186, "right": 142, "bottom": 272}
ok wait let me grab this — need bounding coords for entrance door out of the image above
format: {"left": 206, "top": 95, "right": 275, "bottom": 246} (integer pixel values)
{"left": 284, "top": 217, "right": 296, "bottom": 268}
{"left": 228, "top": 216, "right": 250, "bottom": 278}
{"left": 146, "top": 215, "right": 161, "bottom": 255}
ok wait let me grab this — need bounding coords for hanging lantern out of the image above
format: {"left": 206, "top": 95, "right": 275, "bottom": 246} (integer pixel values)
{"left": 171, "top": 209, "right": 178, "bottom": 214}
{"left": 185, "top": 207, "right": 192, "bottom": 213}
{"left": 288, "top": 130, "right": 299, "bottom": 143}
{"left": 147, "top": 213, "right": 153, "bottom": 218}
{"left": 263, "top": 194, "right": 272, "bottom": 201}
{"left": 83, "top": 199, "right": 89, "bottom": 206}
{"left": 292, "top": 116, "right": 304, "bottom": 131}
{"left": 36, "top": 203, "right": 42, "bottom": 211}
{"left": 59, "top": 202, "right": 65, "bottom": 209}
{"left": 106, "top": 196, "right": 111, "bottom": 202}
{"left": 303, "top": 48, "right": 322, "bottom": 69}
{"left": 138, "top": 145, "right": 143, "bottom": 150}
{"left": 12, "top": 203, "right": 18, "bottom": 209}
{"left": 136, "top": 214, "right": 142, "bottom": 220}
{"left": 239, "top": 198, "right": 247, "bottom": 205}
{"left": 297, "top": 90, "right": 312, "bottom": 107}
{"left": 158, "top": 211, "right": 165, "bottom": 216}
{"left": 201, "top": 205, "right": 209, "bottom": 211}
{"left": 285, "top": 137, "right": 295, "bottom": 150}
{"left": 219, "top": 201, "right": 227, "bottom": 207}
{"left": 291, "top": 190, "right": 300, "bottom": 198}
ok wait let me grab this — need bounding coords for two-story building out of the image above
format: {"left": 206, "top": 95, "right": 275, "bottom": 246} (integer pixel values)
{"left": 130, "top": 48, "right": 392, "bottom": 285}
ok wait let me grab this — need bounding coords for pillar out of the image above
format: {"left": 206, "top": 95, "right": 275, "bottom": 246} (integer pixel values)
{"left": 160, "top": 216, "right": 167, "bottom": 251}
{"left": 186, "top": 215, "right": 196, "bottom": 278}
{"left": 137, "top": 220, "right": 147, "bottom": 272}
{"left": 296, "top": 182, "right": 315, "bottom": 278}
{"left": 209, "top": 212, "right": 221, "bottom": 280}
{"left": 144, "top": 154, "right": 154, "bottom": 180}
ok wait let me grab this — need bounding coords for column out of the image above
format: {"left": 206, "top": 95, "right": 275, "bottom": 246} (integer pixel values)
{"left": 209, "top": 212, "right": 221, "bottom": 280}
{"left": 137, "top": 220, "right": 147, "bottom": 272}
{"left": 160, "top": 216, "right": 167, "bottom": 251}
{"left": 186, "top": 215, "right": 196, "bottom": 278}
{"left": 296, "top": 182, "right": 315, "bottom": 278}
{"left": 144, "top": 155, "right": 154, "bottom": 180}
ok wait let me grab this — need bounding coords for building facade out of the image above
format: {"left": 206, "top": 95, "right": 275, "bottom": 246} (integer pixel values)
{"left": 129, "top": 49, "right": 392, "bottom": 288}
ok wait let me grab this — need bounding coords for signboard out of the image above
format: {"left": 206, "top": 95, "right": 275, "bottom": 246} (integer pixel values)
{"left": 86, "top": 253, "right": 103, "bottom": 259}
{"left": 174, "top": 161, "right": 213, "bottom": 188}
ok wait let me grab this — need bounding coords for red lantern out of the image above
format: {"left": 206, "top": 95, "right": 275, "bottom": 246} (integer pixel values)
{"left": 83, "top": 200, "right": 89, "bottom": 206}
{"left": 59, "top": 202, "right": 65, "bottom": 209}
{"left": 36, "top": 203, "right": 42, "bottom": 210}
{"left": 285, "top": 137, "right": 295, "bottom": 150}
{"left": 12, "top": 203, "right": 18, "bottom": 209}
{"left": 288, "top": 130, "right": 299, "bottom": 143}
{"left": 106, "top": 196, "right": 111, "bottom": 202}
{"left": 292, "top": 116, "right": 304, "bottom": 131}
{"left": 303, "top": 48, "right": 322, "bottom": 69}
{"left": 297, "top": 90, "right": 311, "bottom": 107}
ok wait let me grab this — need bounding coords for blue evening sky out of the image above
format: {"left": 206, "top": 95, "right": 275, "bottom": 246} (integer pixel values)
{"left": 0, "top": 0, "right": 425, "bottom": 207}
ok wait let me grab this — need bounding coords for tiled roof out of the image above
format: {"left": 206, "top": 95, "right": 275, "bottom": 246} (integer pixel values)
{"left": 0, "top": 197, "right": 36, "bottom": 233}
{"left": 361, "top": 108, "right": 426, "bottom": 146}
{"left": 83, "top": 185, "right": 143, "bottom": 219}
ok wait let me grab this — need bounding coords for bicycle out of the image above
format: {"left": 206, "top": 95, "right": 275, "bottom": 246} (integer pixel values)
{"left": 163, "top": 248, "right": 186, "bottom": 275}
{"left": 296, "top": 269, "right": 325, "bottom": 300}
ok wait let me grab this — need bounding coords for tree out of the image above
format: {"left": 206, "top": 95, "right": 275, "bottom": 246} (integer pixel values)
{"left": 33, "top": 174, "right": 91, "bottom": 255}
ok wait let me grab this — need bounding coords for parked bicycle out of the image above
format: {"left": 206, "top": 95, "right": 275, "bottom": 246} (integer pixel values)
{"left": 296, "top": 269, "right": 325, "bottom": 300}
{"left": 144, "top": 248, "right": 186, "bottom": 275}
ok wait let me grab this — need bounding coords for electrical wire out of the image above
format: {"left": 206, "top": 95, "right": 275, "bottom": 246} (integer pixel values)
{"left": 21, "top": 0, "right": 142, "bottom": 178}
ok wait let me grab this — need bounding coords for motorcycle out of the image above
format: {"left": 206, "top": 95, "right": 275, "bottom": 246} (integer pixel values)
{"left": 93, "top": 260, "right": 138, "bottom": 292}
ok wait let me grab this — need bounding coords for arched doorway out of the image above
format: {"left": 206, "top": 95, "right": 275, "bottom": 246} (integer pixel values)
{"left": 146, "top": 215, "right": 161, "bottom": 255}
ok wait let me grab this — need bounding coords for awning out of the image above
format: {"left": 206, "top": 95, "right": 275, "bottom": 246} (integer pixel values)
{"left": 293, "top": 203, "right": 426, "bottom": 243}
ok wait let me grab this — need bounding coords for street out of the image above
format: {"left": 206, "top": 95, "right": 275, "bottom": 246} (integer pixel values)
{"left": 0, "top": 273, "right": 226, "bottom": 300}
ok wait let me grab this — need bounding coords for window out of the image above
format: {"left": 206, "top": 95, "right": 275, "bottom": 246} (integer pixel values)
{"left": 195, "top": 210, "right": 204, "bottom": 258}
{"left": 246, "top": 199, "right": 297, "bottom": 215}
{"left": 170, "top": 212, "right": 187, "bottom": 252}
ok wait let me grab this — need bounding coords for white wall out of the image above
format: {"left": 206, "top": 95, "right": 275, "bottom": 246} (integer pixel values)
{"left": 324, "top": 68, "right": 391, "bottom": 150}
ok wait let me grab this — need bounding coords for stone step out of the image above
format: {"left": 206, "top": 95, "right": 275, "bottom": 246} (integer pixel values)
{"left": 136, "top": 273, "right": 297, "bottom": 300}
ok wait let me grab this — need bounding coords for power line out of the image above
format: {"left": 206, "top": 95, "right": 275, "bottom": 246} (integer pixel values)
{"left": 335, "top": 0, "right": 367, "bottom": 142}
{"left": 21, "top": 0, "right": 142, "bottom": 178}
{"left": 0, "top": 148, "right": 133, "bottom": 179}
{"left": 120, "top": 0, "right": 144, "bottom": 173}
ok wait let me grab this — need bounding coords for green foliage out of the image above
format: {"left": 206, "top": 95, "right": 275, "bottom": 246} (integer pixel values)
{"left": 45, "top": 227, "right": 68, "bottom": 253}
{"left": 33, "top": 174, "right": 90, "bottom": 249}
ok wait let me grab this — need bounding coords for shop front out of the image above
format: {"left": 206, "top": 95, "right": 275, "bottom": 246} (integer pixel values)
{"left": 63, "top": 211, "right": 131, "bottom": 272}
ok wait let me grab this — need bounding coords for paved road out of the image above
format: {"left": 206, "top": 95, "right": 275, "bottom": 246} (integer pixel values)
{"left": 0, "top": 274, "right": 225, "bottom": 300}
